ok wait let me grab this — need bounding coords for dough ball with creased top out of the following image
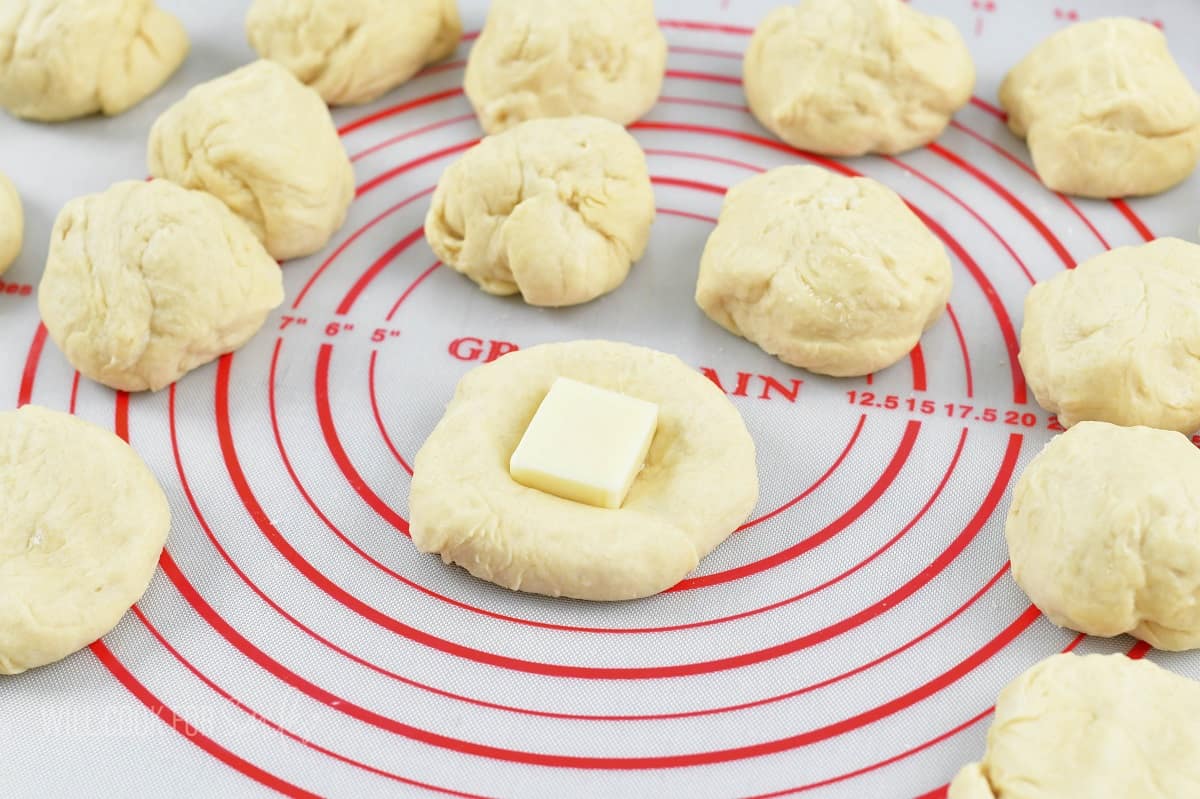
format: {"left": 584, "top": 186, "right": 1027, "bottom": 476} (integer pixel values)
{"left": 0, "top": 404, "right": 170, "bottom": 675}
{"left": 0, "top": 171, "right": 21, "bottom": 275}
{"left": 744, "top": 0, "right": 974, "bottom": 156}
{"left": 0, "top": 0, "right": 188, "bottom": 122}
{"left": 696, "top": 165, "right": 952, "bottom": 377}
{"left": 1007, "top": 421, "right": 1200, "bottom": 651}
{"left": 949, "top": 654, "right": 1200, "bottom": 798}
{"left": 38, "top": 180, "right": 284, "bottom": 392}
{"left": 246, "top": 0, "right": 461, "bottom": 106}
{"left": 424, "top": 115, "right": 655, "bottom": 307}
{"left": 464, "top": 0, "right": 666, "bottom": 134}
{"left": 147, "top": 59, "right": 354, "bottom": 261}
{"left": 1020, "top": 238, "right": 1200, "bottom": 434}
{"left": 1000, "top": 18, "right": 1200, "bottom": 198}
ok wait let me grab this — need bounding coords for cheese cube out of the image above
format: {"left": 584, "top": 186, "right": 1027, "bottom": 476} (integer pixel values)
{"left": 509, "top": 377, "right": 659, "bottom": 509}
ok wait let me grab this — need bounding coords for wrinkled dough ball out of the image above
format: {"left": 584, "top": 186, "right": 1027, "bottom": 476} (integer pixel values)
{"left": 410, "top": 341, "right": 759, "bottom": 601}
{"left": 425, "top": 116, "right": 655, "bottom": 307}
{"left": 1000, "top": 18, "right": 1200, "bottom": 198}
{"left": 0, "top": 171, "right": 21, "bottom": 275}
{"left": 0, "top": 0, "right": 188, "bottom": 122}
{"left": 1020, "top": 238, "right": 1200, "bottom": 434}
{"left": 38, "top": 180, "right": 284, "bottom": 392}
{"left": 464, "top": 0, "right": 666, "bottom": 134}
{"left": 949, "top": 654, "right": 1200, "bottom": 799}
{"left": 246, "top": 0, "right": 461, "bottom": 106}
{"left": 147, "top": 60, "right": 355, "bottom": 261}
{"left": 1006, "top": 422, "right": 1200, "bottom": 651}
{"left": 744, "top": 0, "right": 974, "bottom": 156}
{"left": 696, "top": 165, "right": 952, "bottom": 377}
{"left": 0, "top": 405, "right": 170, "bottom": 675}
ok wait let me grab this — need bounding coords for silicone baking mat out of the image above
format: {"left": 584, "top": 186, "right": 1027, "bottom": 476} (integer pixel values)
{"left": 3, "top": 0, "right": 1200, "bottom": 796}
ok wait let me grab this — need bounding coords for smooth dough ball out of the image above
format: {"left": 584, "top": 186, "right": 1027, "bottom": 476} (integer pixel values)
{"left": 0, "top": 405, "right": 170, "bottom": 674}
{"left": 463, "top": 0, "right": 666, "bottom": 134}
{"left": 1006, "top": 421, "right": 1200, "bottom": 650}
{"left": 0, "top": 0, "right": 188, "bottom": 122}
{"left": 696, "top": 165, "right": 952, "bottom": 377}
{"left": 424, "top": 116, "right": 655, "bottom": 307}
{"left": 147, "top": 59, "right": 355, "bottom": 261}
{"left": 1020, "top": 238, "right": 1200, "bottom": 434}
{"left": 246, "top": 0, "right": 461, "bottom": 106}
{"left": 744, "top": 0, "right": 974, "bottom": 157}
{"left": 38, "top": 180, "right": 284, "bottom": 392}
{"left": 1000, "top": 18, "right": 1200, "bottom": 198}
{"left": 0, "top": 171, "right": 21, "bottom": 275}
{"left": 410, "top": 341, "right": 759, "bottom": 601}
{"left": 949, "top": 654, "right": 1200, "bottom": 799}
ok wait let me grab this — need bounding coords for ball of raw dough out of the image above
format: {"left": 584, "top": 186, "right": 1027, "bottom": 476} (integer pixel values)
{"left": 246, "top": 0, "right": 461, "bottom": 106}
{"left": 1000, "top": 18, "right": 1200, "bottom": 198}
{"left": 1020, "top": 238, "right": 1200, "bottom": 434}
{"left": 410, "top": 340, "right": 759, "bottom": 601}
{"left": 696, "top": 165, "right": 952, "bottom": 377}
{"left": 744, "top": 0, "right": 975, "bottom": 157}
{"left": 1006, "top": 421, "right": 1200, "bottom": 651}
{"left": 147, "top": 59, "right": 355, "bottom": 261}
{"left": 0, "top": 171, "right": 21, "bottom": 275}
{"left": 463, "top": 0, "right": 667, "bottom": 134}
{"left": 38, "top": 180, "right": 284, "bottom": 392}
{"left": 0, "top": 405, "right": 170, "bottom": 675}
{"left": 949, "top": 653, "right": 1200, "bottom": 799}
{"left": 0, "top": 0, "right": 188, "bottom": 122}
{"left": 424, "top": 116, "right": 655, "bottom": 307}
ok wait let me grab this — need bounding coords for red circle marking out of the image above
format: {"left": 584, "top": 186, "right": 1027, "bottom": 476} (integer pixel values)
{"left": 128, "top": 606, "right": 493, "bottom": 799}
{"left": 89, "top": 640, "right": 320, "bottom": 799}
{"left": 210, "top": 350, "right": 1023, "bottom": 679}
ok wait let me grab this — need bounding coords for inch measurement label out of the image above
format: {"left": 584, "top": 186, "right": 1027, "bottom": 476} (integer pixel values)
{"left": 278, "top": 315, "right": 402, "bottom": 344}
{"left": 846, "top": 390, "right": 1064, "bottom": 431}
{"left": 0, "top": 279, "right": 34, "bottom": 297}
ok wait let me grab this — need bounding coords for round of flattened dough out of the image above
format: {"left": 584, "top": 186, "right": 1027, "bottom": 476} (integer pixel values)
{"left": 0, "top": 171, "right": 21, "bottom": 275}
{"left": 424, "top": 116, "right": 655, "bottom": 307}
{"left": 147, "top": 59, "right": 355, "bottom": 261}
{"left": 744, "top": 0, "right": 974, "bottom": 157}
{"left": 246, "top": 0, "right": 461, "bottom": 106}
{"left": 696, "top": 165, "right": 952, "bottom": 377}
{"left": 1000, "top": 18, "right": 1200, "bottom": 198}
{"left": 410, "top": 341, "right": 759, "bottom": 601}
{"left": 0, "top": 405, "right": 170, "bottom": 675}
{"left": 0, "top": 0, "right": 188, "bottom": 122}
{"left": 1020, "top": 238, "right": 1200, "bottom": 434}
{"left": 463, "top": 0, "right": 666, "bottom": 134}
{"left": 1006, "top": 422, "right": 1200, "bottom": 651}
{"left": 38, "top": 180, "right": 284, "bottom": 392}
{"left": 949, "top": 654, "right": 1200, "bottom": 799}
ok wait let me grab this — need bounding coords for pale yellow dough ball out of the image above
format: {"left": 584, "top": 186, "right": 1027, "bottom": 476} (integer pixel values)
{"left": 0, "top": 0, "right": 188, "bottom": 122}
{"left": 1000, "top": 18, "right": 1200, "bottom": 198}
{"left": 949, "top": 654, "right": 1200, "bottom": 798}
{"left": 1020, "top": 238, "right": 1200, "bottom": 434}
{"left": 246, "top": 0, "right": 461, "bottom": 106}
{"left": 696, "top": 165, "right": 952, "bottom": 377}
{"left": 744, "top": 0, "right": 975, "bottom": 156}
{"left": 0, "top": 171, "right": 21, "bottom": 275}
{"left": 464, "top": 0, "right": 666, "bottom": 134}
{"left": 39, "top": 180, "right": 284, "bottom": 392}
{"left": 411, "top": 340, "right": 759, "bottom": 601}
{"left": 1007, "top": 421, "right": 1200, "bottom": 651}
{"left": 0, "top": 405, "right": 170, "bottom": 675}
{"left": 425, "top": 116, "right": 655, "bottom": 307}
{"left": 148, "top": 60, "right": 355, "bottom": 261}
